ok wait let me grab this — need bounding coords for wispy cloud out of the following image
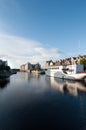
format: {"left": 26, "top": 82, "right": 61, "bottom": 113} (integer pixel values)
{"left": 0, "top": 0, "right": 64, "bottom": 68}
{"left": 0, "top": 33, "right": 63, "bottom": 68}
{"left": 0, "top": 0, "right": 64, "bottom": 67}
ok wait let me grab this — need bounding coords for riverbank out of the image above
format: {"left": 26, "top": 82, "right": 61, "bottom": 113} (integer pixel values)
{"left": 0, "top": 69, "right": 17, "bottom": 79}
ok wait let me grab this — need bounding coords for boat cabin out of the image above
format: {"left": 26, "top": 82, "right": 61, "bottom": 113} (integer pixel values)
{"left": 63, "top": 64, "right": 84, "bottom": 74}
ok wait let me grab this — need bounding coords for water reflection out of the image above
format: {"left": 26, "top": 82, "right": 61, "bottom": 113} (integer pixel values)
{"left": 17, "top": 72, "right": 40, "bottom": 81}
{"left": 46, "top": 77, "right": 86, "bottom": 96}
{"left": 30, "top": 72, "right": 40, "bottom": 79}
{"left": 0, "top": 72, "right": 86, "bottom": 129}
{"left": 0, "top": 78, "right": 10, "bottom": 88}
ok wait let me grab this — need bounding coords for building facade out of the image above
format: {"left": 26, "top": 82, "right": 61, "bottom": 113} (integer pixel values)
{"left": 45, "top": 55, "right": 86, "bottom": 69}
{"left": 20, "top": 62, "right": 41, "bottom": 72}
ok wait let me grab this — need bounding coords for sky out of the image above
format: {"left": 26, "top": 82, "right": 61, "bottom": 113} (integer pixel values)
{"left": 0, "top": 0, "right": 86, "bottom": 68}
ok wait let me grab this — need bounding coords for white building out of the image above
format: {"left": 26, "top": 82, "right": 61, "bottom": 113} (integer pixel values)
{"left": 20, "top": 62, "right": 41, "bottom": 72}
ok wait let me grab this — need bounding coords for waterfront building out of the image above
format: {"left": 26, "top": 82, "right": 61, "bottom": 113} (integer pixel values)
{"left": 20, "top": 62, "right": 41, "bottom": 72}
{"left": 45, "top": 55, "right": 86, "bottom": 69}
{"left": 45, "top": 60, "right": 55, "bottom": 69}
{"left": 20, "top": 64, "right": 25, "bottom": 71}
{"left": 25, "top": 62, "right": 32, "bottom": 72}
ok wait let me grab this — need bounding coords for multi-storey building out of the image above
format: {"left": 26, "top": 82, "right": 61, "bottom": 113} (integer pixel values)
{"left": 20, "top": 62, "right": 41, "bottom": 72}
{"left": 45, "top": 55, "right": 86, "bottom": 69}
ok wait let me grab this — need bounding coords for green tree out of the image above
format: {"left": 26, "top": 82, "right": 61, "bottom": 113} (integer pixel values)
{"left": 35, "top": 63, "right": 41, "bottom": 71}
{"left": 0, "top": 64, "right": 6, "bottom": 70}
{"left": 5, "top": 66, "right": 11, "bottom": 71}
{"left": 80, "top": 58, "right": 86, "bottom": 71}
{"left": 0, "top": 64, "right": 10, "bottom": 71}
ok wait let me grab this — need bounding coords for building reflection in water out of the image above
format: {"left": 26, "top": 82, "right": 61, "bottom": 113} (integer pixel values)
{"left": 20, "top": 72, "right": 40, "bottom": 81}
{"left": 25, "top": 72, "right": 40, "bottom": 81}
{"left": 0, "top": 78, "right": 10, "bottom": 88}
{"left": 46, "top": 76, "right": 86, "bottom": 96}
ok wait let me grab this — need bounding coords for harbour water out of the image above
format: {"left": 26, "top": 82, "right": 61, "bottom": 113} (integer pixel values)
{"left": 0, "top": 72, "right": 86, "bottom": 130}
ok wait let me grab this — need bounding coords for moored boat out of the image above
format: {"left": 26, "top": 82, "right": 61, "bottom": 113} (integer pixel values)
{"left": 46, "top": 64, "right": 86, "bottom": 81}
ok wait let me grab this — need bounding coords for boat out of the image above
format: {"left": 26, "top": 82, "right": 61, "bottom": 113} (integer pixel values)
{"left": 38, "top": 70, "right": 45, "bottom": 74}
{"left": 46, "top": 64, "right": 86, "bottom": 81}
{"left": 11, "top": 69, "right": 17, "bottom": 74}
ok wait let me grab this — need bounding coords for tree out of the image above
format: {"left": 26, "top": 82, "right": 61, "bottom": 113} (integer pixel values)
{"left": 0, "top": 64, "right": 6, "bottom": 70}
{"left": 0, "top": 64, "right": 10, "bottom": 71}
{"left": 80, "top": 58, "right": 86, "bottom": 71}
{"left": 5, "top": 66, "right": 11, "bottom": 71}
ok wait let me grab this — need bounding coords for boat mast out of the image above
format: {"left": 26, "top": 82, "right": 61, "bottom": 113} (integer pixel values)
{"left": 78, "top": 40, "right": 80, "bottom": 56}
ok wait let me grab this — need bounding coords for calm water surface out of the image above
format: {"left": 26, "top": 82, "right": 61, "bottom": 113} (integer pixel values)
{"left": 0, "top": 72, "right": 86, "bottom": 130}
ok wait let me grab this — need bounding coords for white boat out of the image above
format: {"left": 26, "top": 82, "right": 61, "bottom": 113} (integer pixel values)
{"left": 46, "top": 64, "right": 86, "bottom": 81}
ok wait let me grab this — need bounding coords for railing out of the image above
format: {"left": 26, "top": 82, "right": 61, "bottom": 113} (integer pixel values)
{"left": 45, "top": 66, "right": 59, "bottom": 69}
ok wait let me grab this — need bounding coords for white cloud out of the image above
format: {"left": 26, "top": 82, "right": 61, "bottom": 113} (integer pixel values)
{"left": 0, "top": 0, "right": 64, "bottom": 68}
{"left": 0, "top": 33, "right": 62, "bottom": 68}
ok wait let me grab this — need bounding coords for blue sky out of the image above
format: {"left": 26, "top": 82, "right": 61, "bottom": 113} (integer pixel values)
{"left": 0, "top": 0, "right": 86, "bottom": 68}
